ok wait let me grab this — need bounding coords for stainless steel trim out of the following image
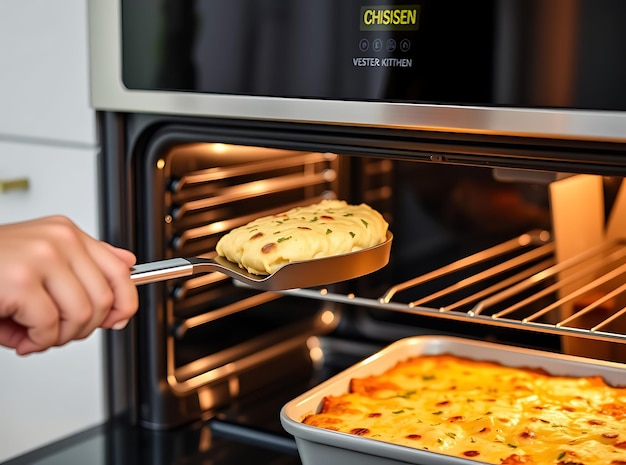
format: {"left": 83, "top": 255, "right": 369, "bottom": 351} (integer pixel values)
{"left": 88, "top": 0, "right": 626, "bottom": 143}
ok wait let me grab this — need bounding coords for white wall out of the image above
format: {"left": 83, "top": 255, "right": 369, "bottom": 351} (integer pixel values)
{"left": 0, "top": 0, "right": 105, "bottom": 462}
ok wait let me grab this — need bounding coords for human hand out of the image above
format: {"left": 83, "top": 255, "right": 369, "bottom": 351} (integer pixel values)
{"left": 0, "top": 215, "right": 138, "bottom": 355}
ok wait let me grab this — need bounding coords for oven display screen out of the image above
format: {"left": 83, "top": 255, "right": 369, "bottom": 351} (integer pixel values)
{"left": 121, "top": 0, "right": 626, "bottom": 111}
{"left": 121, "top": 0, "right": 494, "bottom": 104}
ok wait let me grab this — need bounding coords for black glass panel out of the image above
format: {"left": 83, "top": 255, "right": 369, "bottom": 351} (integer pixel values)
{"left": 122, "top": 0, "right": 626, "bottom": 110}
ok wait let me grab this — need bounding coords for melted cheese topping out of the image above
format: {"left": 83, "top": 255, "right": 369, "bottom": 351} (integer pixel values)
{"left": 216, "top": 200, "right": 388, "bottom": 275}
{"left": 302, "top": 355, "right": 626, "bottom": 465}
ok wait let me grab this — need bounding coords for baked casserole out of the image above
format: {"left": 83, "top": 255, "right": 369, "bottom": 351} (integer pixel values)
{"left": 302, "top": 354, "right": 626, "bottom": 465}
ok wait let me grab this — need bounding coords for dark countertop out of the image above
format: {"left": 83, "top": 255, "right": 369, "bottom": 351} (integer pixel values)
{"left": 3, "top": 417, "right": 302, "bottom": 465}
{"left": 3, "top": 370, "right": 309, "bottom": 465}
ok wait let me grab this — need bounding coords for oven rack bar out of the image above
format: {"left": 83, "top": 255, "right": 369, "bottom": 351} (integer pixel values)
{"left": 170, "top": 151, "right": 335, "bottom": 193}
{"left": 171, "top": 170, "right": 337, "bottom": 220}
{"left": 281, "top": 230, "right": 626, "bottom": 344}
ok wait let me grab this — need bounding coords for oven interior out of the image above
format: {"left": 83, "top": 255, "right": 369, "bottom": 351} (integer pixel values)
{"left": 102, "top": 114, "right": 626, "bottom": 463}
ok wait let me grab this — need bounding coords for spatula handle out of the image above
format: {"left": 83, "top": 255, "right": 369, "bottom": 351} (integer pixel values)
{"left": 130, "top": 258, "right": 194, "bottom": 285}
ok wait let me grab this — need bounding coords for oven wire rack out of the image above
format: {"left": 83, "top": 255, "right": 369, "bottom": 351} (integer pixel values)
{"left": 283, "top": 230, "right": 626, "bottom": 344}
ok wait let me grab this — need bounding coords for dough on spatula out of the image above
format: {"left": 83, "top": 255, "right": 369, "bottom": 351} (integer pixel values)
{"left": 216, "top": 199, "right": 388, "bottom": 275}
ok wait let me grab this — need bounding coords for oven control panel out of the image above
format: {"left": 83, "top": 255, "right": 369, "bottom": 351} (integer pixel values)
{"left": 117, "top": 0, "right": 626, "bottom": 111}
{"left": 120, "top": 0, "right": 493, "bottom": 104}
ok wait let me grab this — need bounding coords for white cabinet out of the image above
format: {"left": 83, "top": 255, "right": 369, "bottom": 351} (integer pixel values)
{"left": 0, "top": 0, "right": 105, "bottom": 462}
{"left": 0, "top": 0, "right": 96, "bottom": 146}
{"left": 0, "top": 143, "right": 106, "bottom": 463}
{"left": 0, "top": 329, "right": 105, "bottom": 465}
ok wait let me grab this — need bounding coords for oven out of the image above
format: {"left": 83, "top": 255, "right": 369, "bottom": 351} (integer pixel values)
{"left": 87, "top": 1, "right": 626, "bottom": 464}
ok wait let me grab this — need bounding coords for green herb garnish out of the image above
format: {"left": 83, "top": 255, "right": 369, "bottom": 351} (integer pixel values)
{"left": 277, "top": 236, "right": 292, "bottom": 243}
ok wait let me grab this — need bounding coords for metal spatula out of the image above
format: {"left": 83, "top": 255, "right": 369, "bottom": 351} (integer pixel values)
{"left": 130, "top": 232, "right": 393, "bottom": 291}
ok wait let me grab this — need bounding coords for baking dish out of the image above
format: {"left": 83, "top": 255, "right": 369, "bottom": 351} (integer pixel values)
{"left": 280, "top": 335, "right": 626, "bottom": 465}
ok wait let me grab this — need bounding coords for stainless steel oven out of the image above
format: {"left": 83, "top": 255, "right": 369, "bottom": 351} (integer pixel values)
{"left": 87, "top": 0, "right": 626, "bottom": 463}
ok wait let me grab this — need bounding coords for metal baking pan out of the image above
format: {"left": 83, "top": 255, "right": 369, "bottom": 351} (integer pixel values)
{"left": 280, "top": 335, "right": 626, "bottom": 465}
